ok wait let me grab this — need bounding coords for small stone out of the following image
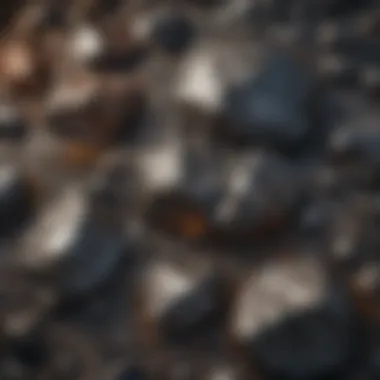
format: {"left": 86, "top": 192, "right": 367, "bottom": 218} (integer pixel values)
{"left": 146, "top": 191, "right": 209, "bottom": 240}
{"left": 8, "top": 335, "right": 49, "bottom": 371}
{"left": 22, "top": 187, "right": 87, "bottom": 268}
{"left": 143, "top": 261, "right": 198, "bottom": 321}
{"left": 223, "top": 52, "right": 317, "bottom": 151}
{"left": 69, "top": 25, "right": 105, "bottom": 65}
{"left": 158, "top": 275, "right": 228, "bottom": 343}
{"left": 0, "top": 105, "right": 27, "bottom": 140}
{"left": 230, "top": 256, "right": 326, "bottom": 342}
{"left": 318, "top": 54, "right": 358, "bottom": 88}
{"left": 212, "top": 151, "right": 302, "bottom": 239}
{"left": 329, "top": 124, "right": 380, "bottom": 165}
{"left": 56, "top": 219, "right": 126, "bottom": 296}
{"left": 153, "top": 14, "right": 195, "bottom": 54}
{"left": 137, "top": 137, "right": 184, "bottom": 193}
{"left": 0, "top": 166, "right": 34, "bottom": 238}
{"left": 116, "top": 365, "right": 145, "bottom": 380}
{"left": 47, "top": 75, "right": 145, "bottom": 147}
{"left": 1, "top": 42, "right": 34, "bottom": 84}
{"left": 176, "top": 47, "right": 224, "bottom": 113}
{"left": 46, "top": 76, "right": 98, "bottom": 140}
{"left": 22, "top": 187, "right": 125, "bottom": 296}
{"left": 251, "top": 304, "right": 355, "bottom": 380}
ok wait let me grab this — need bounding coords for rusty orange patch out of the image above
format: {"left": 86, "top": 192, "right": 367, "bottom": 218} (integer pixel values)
{"left": 61, "top": 142, "right": 104, "bottom": 169}
{"left": 179, "top": 212, "right": 207, "bottom": 239}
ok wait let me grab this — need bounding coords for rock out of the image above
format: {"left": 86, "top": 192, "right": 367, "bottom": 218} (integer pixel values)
{"left": 142, "top": 259, "right": 228, "bottom": 344}
{"left": 8, "top": 335, "right": 49, "bottom": 371}
{"left": 153, "top": 13, "right": 195, "bottom": 54}
{"left": 251, "top": 304, "right": 356, "bottom": 380}
{"left": 46, "top": 75, "right": 145, "bottom": 147}
{"left": 68, "top": 25, "right": 105, "bottom": 66}
{"left": 175, "top": 46, "right": 224, "bottom": 113}
{"left": 230, "top": 255, "right": 326, "bottom": 343}
{"left": 0, "top": 165, "right": 34, "bottom": 238}
{"left": 116, "top": 365, "right": 146, "bottom": 380}
{"left": 317, "top": 53, "right": 359, "bottom": 88}
{"left": 146, "top": 191, "right": 210, "bottom": 240}
{"left": 0, "top": 105, "right": 27, "bottom": 140}
{"left": 211, "top": 151, "right": 302, "bottom": 241}
{"left": 158, "top": 275, "right": 228, "bottom": 343}
{"left": 223, "top": 52, "right": 318, "bottom": 152}
{"left": 329, "top": 124, "right": 380, "bottom": 165}
{"left": 56, "top": 220, "right": 126, "bottom": 296}
{"left": 21, "top": 187, "right": 126, "bottom": 296}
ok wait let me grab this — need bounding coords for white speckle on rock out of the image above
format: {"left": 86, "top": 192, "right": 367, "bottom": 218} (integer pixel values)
{"left": 130, "top": 12, "right": 156, "bottom": 43}
{"left": 231, "top": 256, "right": 325, "bottom": 340}
{"left": 144, "top": 262, "right": 197, "bottom": 318}
{"left": 47, "top": 78, "right": 96, "bottom": 113}
{"left": 22, "top": 187, "right": 87, "bottom": 268}
{"left": 176, "top": 48, "right": 223, "bottom": 113}
{"left": 138, "top": 139, "right": 184, "bottom": 193}
{"left": 69, "top": 25, "right": 104, "bottom": 64}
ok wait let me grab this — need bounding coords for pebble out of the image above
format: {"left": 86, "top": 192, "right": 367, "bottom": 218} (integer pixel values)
{"left": 230, "top": 255, "right": 326, "bottom": 342}
{"left": 153, "top": 14, "right": 195, "bottom": 54}
{"left": 0, "top": 105, "right": 27, "bottom": 140}
{"left": 223, "top": 51, "right": 317, "bottom": 151}
{"left": 0, "top": 165, "right": 34, "bottom": 238}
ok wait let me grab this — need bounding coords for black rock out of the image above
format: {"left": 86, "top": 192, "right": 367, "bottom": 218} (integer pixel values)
{"left": 251, "top": 304, "right": 357, "bottom": 380}
{"left": 223, "top": 52, "right": 317, "bottom": 152}
{"left": 90, "top": 48, "right": 147, "bottom": 74}
{"left": 334, "top": 38, "right": 380, "bottom": 68}
{"left": 57, "top": 220, "right": 126, "bottom": 296}
{"left": 299, "top": 198, "right": 331, "bottom": 236}
{"left": 329, "top": 127, "right": 380, "bottom": 165}
{"left": 184, "top": 0, "right": 223, "bottom": 8}
{"left": 8, "top": 335, "right": 49, "bottom": 371}
{"left": 158, "top": 276, "right": 228, "bottom": 344}
{"left": 269, "top": 0, "right": 295, "bottom": 22}
{"left": 38, "top": 4, "right": 68, "bottom": 30}
{"left": 319, "top": 0, "right": 375, "bottom": 18}
{"left": 0, "top": 107, "right": 27, "bottom": 140}
{"left": 153, "top": 14, "right": 195, "bottom": 54}
{"left": 212, "top": 152, "right": 303, "bottom": 241}
{"left": 0, "top": 167, "right": 34, "bottom": 238}
{"left": 366, "top": 327, "right": 380, "bottom": 379}
{"left": 116, "top": 365, "right": 146, "bottom": 380}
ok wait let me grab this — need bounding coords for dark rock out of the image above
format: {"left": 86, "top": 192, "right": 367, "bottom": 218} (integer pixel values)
{"left": 329, "top": 126, "right": 380, "bottom": 166}
{"left": 251, "top": 303, "right": 357, "bottom": 380}
{"left": 299, "top": 198, "right": 331, "bottom": 236}
{"left": 223, "top": 52, "right": 318, "bottom": 153}
{"left": 8, "top": 335, "right": 49, "bottom": 371}
{"left": 210, "top": 152, "right": 303, "bottom": 243}
{"left": 153, "top": 14, "right": 195, "bottom": 54}
{"left": 334, "top": 38, "right": 380, "bottom": 68}
{"left": 158, "top": 276, "right": 228, "bottom": 344}
{"left": 57, "top": 220, "right": 126, "bottom": 296}
{"left": 146, "top": 191, "right": 210, "bottom": 241}
{"left": 184, "top": 0, "right": 223, "bottom": 8}
{"left": 38, "top": 4, "right": 68, "bottom": 30}
{"left": 116, "top": 364, "right": 146, "bottom": 380}
{"left": 319, "top": 0, "right": 375, "bottom": 18}
{"left": 90, "top": 48, "right": 147, "bottom": 74}
{"left": 0, "top": 107, "right": 27, "bottom": 141}
{"left": 0, "top": 167, "right": 34, "bottom": 238}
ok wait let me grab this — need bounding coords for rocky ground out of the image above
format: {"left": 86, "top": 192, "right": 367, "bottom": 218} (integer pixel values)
{"left": 0, "top": 0, "right": 380, "bottom": 379}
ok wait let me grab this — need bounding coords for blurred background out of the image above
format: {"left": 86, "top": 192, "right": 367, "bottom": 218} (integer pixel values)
{"left": 0, "top": 0, "right": 380, "bottom": 379}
